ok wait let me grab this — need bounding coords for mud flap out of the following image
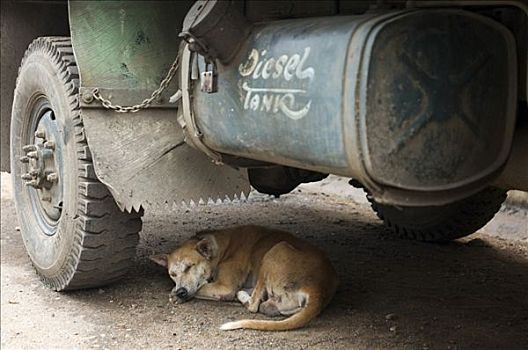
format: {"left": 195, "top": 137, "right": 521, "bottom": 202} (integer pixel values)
{"left": 80, "top": 110, "right": 249, "bottom": 211}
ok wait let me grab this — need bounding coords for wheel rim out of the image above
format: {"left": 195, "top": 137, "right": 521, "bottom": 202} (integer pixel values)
{"left": 19, "top": 95, "right": 64, "bottom": 236}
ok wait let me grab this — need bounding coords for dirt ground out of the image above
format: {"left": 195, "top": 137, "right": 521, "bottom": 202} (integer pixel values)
{"left": 1, "top": 173, "right": 527, "bottom": 350}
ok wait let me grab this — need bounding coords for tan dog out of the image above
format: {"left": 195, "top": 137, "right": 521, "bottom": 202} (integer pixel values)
{"left": 150, "top": 225, "right": 338, "bottom": 331}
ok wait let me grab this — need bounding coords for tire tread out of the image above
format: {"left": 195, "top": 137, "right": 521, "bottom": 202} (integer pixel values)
{"left": 369, "top": 188, "right": 507, "bottom": 242}
{"left": 18, "top": 37, "right": 143, "bottom": 290}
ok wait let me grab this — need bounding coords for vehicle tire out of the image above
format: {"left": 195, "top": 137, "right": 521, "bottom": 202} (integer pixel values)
{"left": 368, "top": 187, "right": 507, "bottom": 242}
{"left": 10, "top": 37, "right": 143, "bottom": 291}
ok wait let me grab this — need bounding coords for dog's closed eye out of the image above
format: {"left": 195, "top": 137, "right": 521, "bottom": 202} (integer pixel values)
{"left": 170, "top": 271, "right": 177, "bottom": 278}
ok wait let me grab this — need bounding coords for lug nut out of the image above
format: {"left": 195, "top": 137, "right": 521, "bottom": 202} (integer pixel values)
{"left": 44, "top": 141, "right": 55, "bottom": 150}
{"left": 27, "top": 151, "right": 39, "bottom": 159}
{"left": 46, "top": 173, "right": 58, "bottom": 182}
{"left": 35, "top": 129, "right": 46, "bottom": 139}
{"left": 21, "top": 173, "right": 33, "bottom": 180}
{"left": 23, "top": 145, "right": 37, "bottom": 152}
{"left": 19, "top": 156, "right": 30, "bottom": 163}
{"left": 25, "top": 180, "right": 39, "bottom": 188}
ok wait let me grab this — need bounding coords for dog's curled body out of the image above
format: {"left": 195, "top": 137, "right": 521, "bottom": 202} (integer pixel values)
{"left": 151, "top": 225, "right": 338, "bottom": 331}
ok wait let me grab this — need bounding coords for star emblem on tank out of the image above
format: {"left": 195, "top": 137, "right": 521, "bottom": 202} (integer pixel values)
{"left": 389, "top": 50, "right": 490, "bottom": 155}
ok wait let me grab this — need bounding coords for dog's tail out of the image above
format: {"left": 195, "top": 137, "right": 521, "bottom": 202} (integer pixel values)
{"left": 219, "top": 292, "right": 325, "bottom": 331}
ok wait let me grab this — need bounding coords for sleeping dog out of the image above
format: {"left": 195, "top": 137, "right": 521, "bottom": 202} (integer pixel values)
{"left": 150, "top": 225, "right": 338, "bottom": 331}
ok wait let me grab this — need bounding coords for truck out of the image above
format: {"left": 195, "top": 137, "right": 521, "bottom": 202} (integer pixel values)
{"left": 1, "top": 0, "right": 527, "bottom": 291}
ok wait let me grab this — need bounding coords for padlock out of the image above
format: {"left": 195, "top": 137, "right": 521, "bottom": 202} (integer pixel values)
{"left": 200, "top": 61, "right": 218, "bottom": 93}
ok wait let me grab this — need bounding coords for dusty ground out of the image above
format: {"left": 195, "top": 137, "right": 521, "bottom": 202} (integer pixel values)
{"left": 1, "top": 173, "right": 527, "bottom": 350}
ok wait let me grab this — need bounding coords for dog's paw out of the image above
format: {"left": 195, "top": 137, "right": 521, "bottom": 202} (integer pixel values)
{"left": 236, "top": 290, "right": 251, "bottom": 305}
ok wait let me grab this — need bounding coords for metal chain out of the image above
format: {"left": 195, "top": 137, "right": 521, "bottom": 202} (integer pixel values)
{"left": 92, "top": 56, "right": 180, "bottom": 113}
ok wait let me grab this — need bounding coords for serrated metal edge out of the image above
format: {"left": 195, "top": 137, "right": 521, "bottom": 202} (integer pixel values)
{"left": 117, "top": 189, "right": 252, "bottom": 213}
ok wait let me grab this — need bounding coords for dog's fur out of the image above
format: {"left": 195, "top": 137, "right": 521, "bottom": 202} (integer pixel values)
{"left": 150, "top": 225, "right": 338, "bottom": 331}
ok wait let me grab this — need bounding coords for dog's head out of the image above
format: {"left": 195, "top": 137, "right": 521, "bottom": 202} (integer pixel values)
{"left": 150, "top": 234, "right": 218, "bottom": 303}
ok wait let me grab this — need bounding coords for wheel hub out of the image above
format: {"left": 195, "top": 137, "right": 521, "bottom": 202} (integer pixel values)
{"left": 20, "top": 110, "right": 63, "bottom": 222}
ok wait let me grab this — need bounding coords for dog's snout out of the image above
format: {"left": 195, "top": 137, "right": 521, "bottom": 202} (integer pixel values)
{"left": 175, "top": 287, "right": 188, "bottom": 299}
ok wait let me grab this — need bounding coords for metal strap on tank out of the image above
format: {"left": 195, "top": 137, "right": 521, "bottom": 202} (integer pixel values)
{"left": 177, "top": 44, "right": 223, "bottom": 165}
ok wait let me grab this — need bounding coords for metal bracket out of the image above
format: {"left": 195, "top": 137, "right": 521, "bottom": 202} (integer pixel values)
{"left": 178, "top": 45, "right": 223, "bottom": 164}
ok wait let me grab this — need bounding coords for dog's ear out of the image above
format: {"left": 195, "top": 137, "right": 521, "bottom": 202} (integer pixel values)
{"left": 195, "top": 236, "right": 217, "bottom": 260}
{"left": 150, "top": 254, "right": 169, "bottom": 268}
{"left": 193, "top": 229, "right": 213, "bottom": 241}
